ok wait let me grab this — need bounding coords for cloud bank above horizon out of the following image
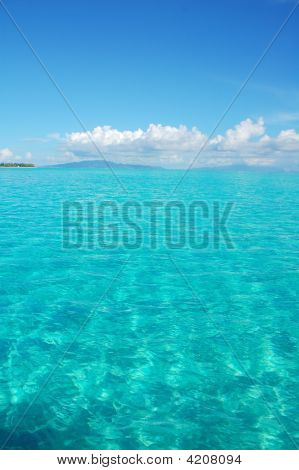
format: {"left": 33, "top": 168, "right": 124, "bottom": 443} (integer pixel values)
{"left": 1, "top": 118, "right": 299, "bottom": 170}
{"left": 63, "top": 118, "right": 299, "bottom": 170}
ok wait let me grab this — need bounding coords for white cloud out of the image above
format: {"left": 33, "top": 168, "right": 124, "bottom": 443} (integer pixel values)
{"left": 25, "top": 151, "right": 33, "bottom": 160}
{"left": 0, "top": 148, "right": 14, "bottom": 160}
{"left": 0, "top": 148, "right": 34, "bottom": 163}
{"left": 67, "top": 124, "right": 206, "bottom": 152}
{"left": 276, "top": 129, "right": 299, "bottom": 150}
{"left": 63, "top": 118, "right": 299, "bottom": 170}
{"left": 24, "top": 132, "right": 62, "bottom": 143}
{"left": 267, "top": 111, "right": 299, "bottom": 124}
{"left": 218, "top": 118, "right": 265, "bottom": 148}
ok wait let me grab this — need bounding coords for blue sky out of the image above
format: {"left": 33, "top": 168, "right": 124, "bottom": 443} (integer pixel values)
{"left": 0, "top": 0, "right": 298, "bottom": 168}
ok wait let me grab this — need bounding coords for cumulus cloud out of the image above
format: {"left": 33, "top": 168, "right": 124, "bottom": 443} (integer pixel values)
{"left": 0, "top": 148, "right": 14, "bottom": 161}
{"left": 67, "top": 124, "right": 206, "bottom": 153}
{"left": 62, "top": 118, "right": 299, "bottom": 170}
{"left": 0, "top": 148, "right": 33, "bottom": 163}
{"left": 218, "top": 118, "right": 265, "bottom": 148}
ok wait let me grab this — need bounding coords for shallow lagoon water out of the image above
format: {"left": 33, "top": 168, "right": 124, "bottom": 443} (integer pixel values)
{"left": 0, "top": 168, "right": 298, "bottom": 449}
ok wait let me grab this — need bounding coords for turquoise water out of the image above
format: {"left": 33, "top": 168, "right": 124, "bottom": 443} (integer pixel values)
{"left": 0, "top": 168, "right": 298, "bottom": 449}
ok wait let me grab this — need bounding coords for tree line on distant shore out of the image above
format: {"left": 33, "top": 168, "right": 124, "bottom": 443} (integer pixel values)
{"left": 0, "top": 163, "right": 35, "bottom": 167}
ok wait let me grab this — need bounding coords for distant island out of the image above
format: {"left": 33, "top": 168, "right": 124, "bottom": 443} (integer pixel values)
{"left": 0, "top": 163, "right": 35, "bottom": 167}
{"left": 44, "top": 159, "right": 164, "bottom": 170}
{"left": 43, "top": 160, "right": 293, "bottom": 172}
